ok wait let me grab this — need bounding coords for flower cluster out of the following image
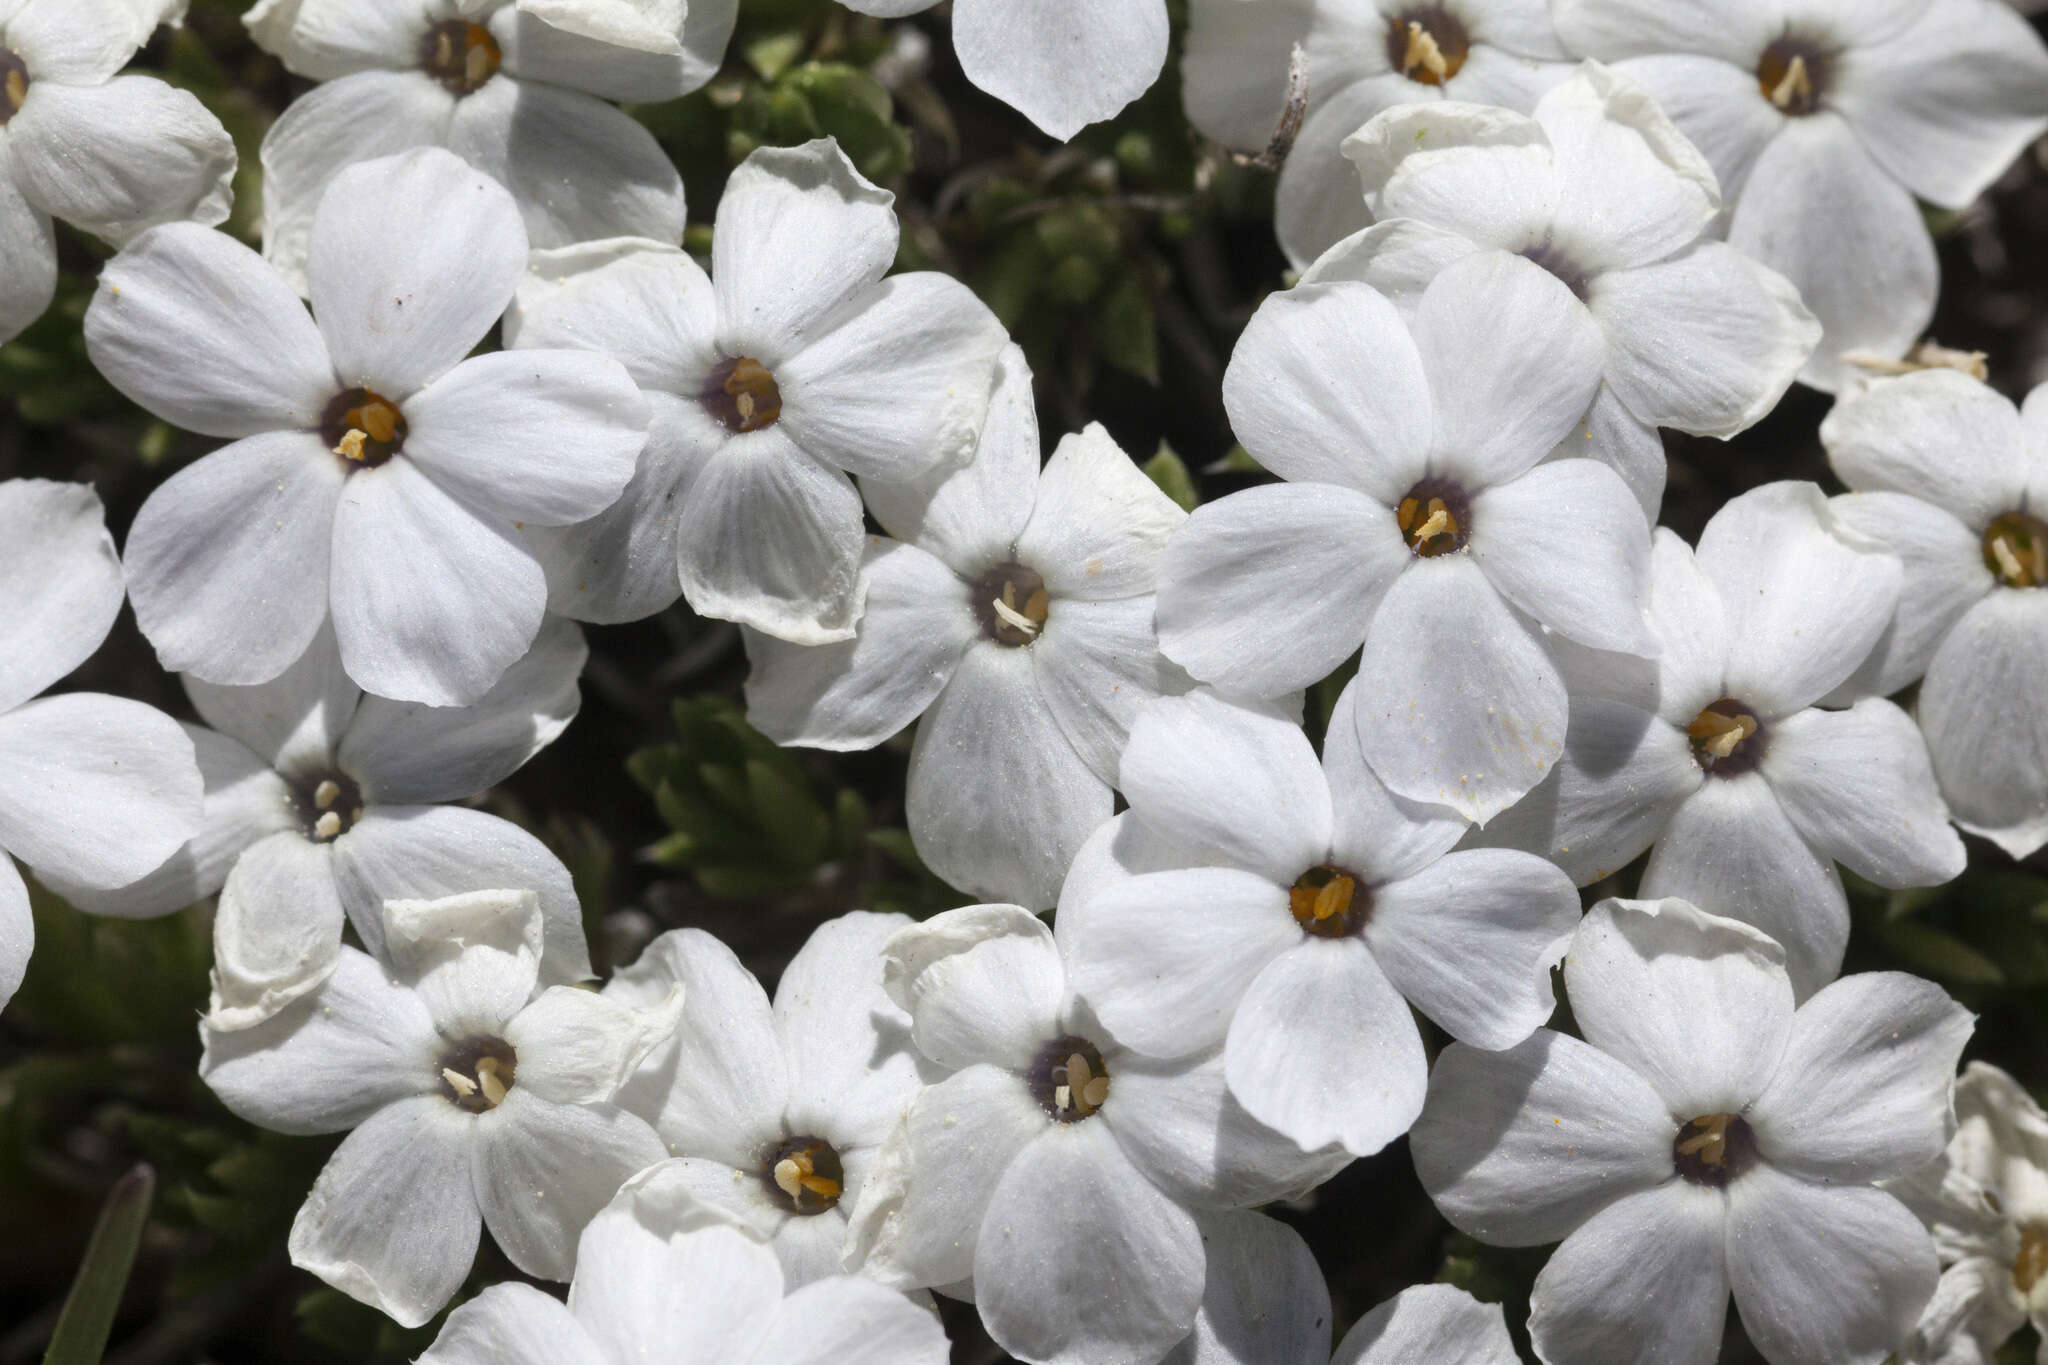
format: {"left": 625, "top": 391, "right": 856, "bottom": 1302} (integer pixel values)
{"left": 4, "top": 1, "right": 2048, "bottom": 1363}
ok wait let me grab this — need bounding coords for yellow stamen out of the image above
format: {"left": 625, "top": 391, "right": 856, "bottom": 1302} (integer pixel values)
{"left": 313, "top": 811, "right": 343, "bottom": 840}
{"left": 773, "top": 1157, "right": 804, "bottom": 1200}
{"left": 1676, "top": 1113, "right": 1731, "bottom": 1166}
{"left": 313, "top": 779, "right": 341, "bottom": 811}
{"left": 1687, "top": 709, "right": 1757, "bottom": 760}
{"left": 464, "top": 41, "right": 492, "bottom": 89}
{"left": 1413, "top": 505, "right": 1451, "bottom": 544}
{"left": 992, "top": 596, "right": 1041, "bottom": 638}
{"left": 1402, "top": 21, "right": 1449, "bottom": 82}
{"left": 1769, "top": 54, "right": 1811, "bottom": 111}
{"left": 4, "top": 69, "right": 25, "bottom": 113}
{"left": 442, "top": 1067, "right": 477, "bottom": 1098}
{"left": 334, "top": 429, "right": 369, "bottom": 462}
{"left": 2016, "top": 1224, "right": 2048, "bottom": 1297}
{"left": 475, "top": 1055, "right": 509, "bottom": 1107}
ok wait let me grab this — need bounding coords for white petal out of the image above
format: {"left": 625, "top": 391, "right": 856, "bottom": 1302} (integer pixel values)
{"left": 951, "top": 0, "right": 1169, "bottom": 141}
{"left": 1347, "top": 103, "right": 1558, "bottom": 251}
{"left": 713, "top": 139, "right": 896, "bottom": 359}
{"left": 746, "top": 1276, "right": 953, "bottom": 1365}
{"left": 1154, "top": 483, "right": 1403, "bottom": 698}
{"left": 1536, "top": 63, "right": 1720, "bottom": 271}
{"left": 671, "top": 425, "right": 865, "bottom": 646}
{"left": 1750, "top": 971, "right": 1972, "bottom": 1185}
{"left": 1644, "top": 526, "right": 1729, "bottom": 725}
{"left": 883, "top": 903, "right": 1067, "bottom": 1071}
{"left": 1031, "top": 594, "right": 1185, "bottom": 782}
{"left": 1639, "top": 775, "right": 1849, "bottom": 1000}
{"left": 417, "top": 1283, "right": 606, "bottom": 1365}
{"left": 402, "top": 350, "right": 646, "bottom": 524}
{"left": 1827, "top": 491, "right": 1992, "bottom": 699}
{"left": 5, "top": 0, "right": 156, "bottom": 82}
{"left": 1116, "top": 689, "right": 1331, "bottom": 886}
{"left": 742, "top": 540, "right": 971, "bottom": 749}
{"left": 1899, "top": 1257, "right": 2030, "bottom": 1365}
{"left": 495, "top": 4, "right": 731, "bottom": 102}
{"left": 0, "top": 480, "right": 124, "bottom": 713}
{"left": 1295, "top": 216, "right": 1486, "bottom": 311}
{"left": 87, "top": 222, "right": 335, "bottom": 438}
{"left": 973, "top": 1122, "right": 1205, "bottom": 1365}
{"left": 1549, "top": 384, "right": 1665, "bottom": 523}
{"left": 242, "top": 0, "right": 425, "bottom": 77}
{"left": 309, "top": 148, "right": 526, "bottom": 398}
{"left": 1821, "top": 369, "right": 2032, "bottom": 528}
{"left": 1165, "top": 1211, "right": 1330, "bottom": 1365}
{"left": 183, "top": 618, "right": 359, "bottom": 773}
{"left": 1763, "top": 698, "right": 1964, "bottom": 888}
{"left": 1411, "top": 1032, "right": 1675, "bottom": 1246}
{"left": 1549, "top": 0, "right": 1780, "bottom": 65}
{"left": 329, "top": 459, "right": 546, "bottom": 707}
{"left": 513, "top": 0, "right": 683, "bottom": 55}
{"left": 1351, "top": 557, "right": 1567, "bottom": 824}
{"left": 1564, "top": 895, "right": 1794, "bottom": 1116}
{"left": 381, "top": 888, "right": 544, "bottom": 1036}
{"left": 337, "top": 614, "right": 586, "bottom": 805}
{"left": 1322, "top": 679, "right": 1472, "bottom": 883}
{"left": 1365, "top": 847, "right": 1579, "bottom": 1051}
{"left": 200, "top": 947, "right": 438, "bottom": 1132}
{"left": 1604, "top": 53, "right": 1784, "bottom": 200}
{"left": 1333, "top": 1283, "right": 1519, "bottom": 1365}
{"left": 1276, "top": 74, "right": 1429, "bottom": 270}
{"left": 777, "top": 272, "right": 1008, "bottom": 482}
{"left": 1527, "top": 1181, "right": 1731, "bottom": 1365}
{"left": 0, "top": 856, "right": 28, "bottom": 1013}
{"left": 506, "top": 984, "right": 681, "bottom": 1107}
{"left": 1219, "top": 281, "right": 1432, "bottom": 502}
{"left": 1919, "top": 589, "right": 2048, "bottom": 859}
{"left": 289, "top": 1094, "right": 479, "bottom": 1329}
{"left": 1726, "top": 1167, "right": 1938, "bottom": 1365}
{"left": 9, "top": 75, "right": 234, "bottom": 245}
{"left": 775, "top": 910, "right": 926, "bottom": 1146}
{"left": 1589, "top": 243, "right": 1819, "bottom": 437}
{"left": 507, "top": 240, "right": 718, "bottom": 397}
{"left": 1179, "top": 0, "right": 1315, "bottom": 149}
{"left": 125, "top": 431, "right": 346, "bottom": 686}
{"left": 470, "top": 1094, "right": 667, "bottom": 1281}
{"left": 1469, "top": 457, "right": 1656, "bottom": 654}
{"left": 206, "top": 830, "right": 346, "bottom": 1029}
{"left": 905, "top": 648, "right": 1111, "bottom": 910}
{"left": 1412, "top": 253, "right": 1607, "bottom": 489}
{"left": 1696, "top": 481, "right": 1902, "bottom": 717}
{"left": 1224, "top": 937, "right": 1426, "bottom": 1157}
{"left": 0, "top": 143, "right": 55, "bottom": 345}
{"left": 1948, "top": 1061, "right": 2048, "bottom": 1223}
{"left": 1727, "top": 114, "right": 1937, "bottom": 393}
{"left": 1015, "top": 423, "right": 1186, "bottom": 601}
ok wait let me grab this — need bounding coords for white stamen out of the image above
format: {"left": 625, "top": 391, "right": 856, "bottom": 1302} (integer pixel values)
{"left": 442, "top": 1067, "right": 477, "bottom": 1098}
{"left": 1992, "top": 535, "right": 2028, "bottom": 584}
{"left": 1054, "top": 1084, "right": 1071, "bottom": 1111}
{"left": 1413, "top": 507, "right": 1451, "bottom": 543}
{"left": 313, "top": 779, "right": 341, "bottom": 810}
{"left": 476, "top": 1057, "right": 508, "bottom": 1107}
{"left": 313, "top": 811, "right": 342, "bottom": 840}
{"left": 1402, "top": 20, "right": 1449, "bottom": 81}
{"left": 992, "top": 597, "right": 1041, "bottom": 637}
{"left": 1769, "top": 54, "right": 1811, "bottom": 110}
{"left": 334, "top": 428, "right": 369, "bottom": 462}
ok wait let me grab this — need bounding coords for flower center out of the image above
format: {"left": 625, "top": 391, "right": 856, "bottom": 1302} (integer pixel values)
{"left": 1520, "top": 240, "right": 1592, "bottom": 301}
{"left": 2016, "top": 1223, "right": 2048, "bottom": 1298}
{"left": 700, "top": 356, "right": 783, "bottom": 434}
{"left": 1686, "top": 699, "right": 1766, "bottom": 776}
{"left": 1757, "top": 38, "right": 1826, "bottom": 115}
{"left": 973, "top": 562, "right": 1051, "bottom": 647}
{"left": 1384, "top": 7, "right": 1470, "bottom": 86}
{"left": 439, "top": 1036, "right": 517, "bottom": 1113}
{"left": 420, "top": 21, "right": 502, "bottom": 96}
{"left": 1673, "top": 1112, "right": 1758, "bottom": 1187}
{"left": 0, "top": 49, "right": 28, "bottom": 125}
{"left": 1289, "top": 865, "right": 1369, "bottom": 939}
{"left": 1028, "top": 1036, "right": 1110, "bottom": 1123}
{"left": 1395, "top": 480, "right": 1470, "bottom": 557}
{"left": 288, "top": 770, "right": 365, "bottom": 843}
{"left": 1984, "top": 512, "right": 2048, "bottom": 589}
{"left": 761, "top": 1135, "right": 844, "bottom": 1215}
{"left": 320, "top": 388, "right": 407, "bottom": 468}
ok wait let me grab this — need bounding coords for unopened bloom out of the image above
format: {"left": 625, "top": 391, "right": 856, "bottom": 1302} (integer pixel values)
{"left": 0, "top": 480, "right": 205, "bottom": 1012}
{"left": 1184, "top": 0, "right": 1572, "bottom": 267}
{"left": 743, "top": 349, "right": 1186, "bottom": 906}
{"left": 419, "top": 1162, "right": 952, "bottom": 1365}
{"left": 1334, "top": 1284, "right": 1518, "bottom": 1364}
{"left": 1414, "top": 897, "right": 1969, "bottom": 1365}
{"left": 845, "top": 904, "right": 1348, "bottom": 1365}
{"left": 202, "top": 888, "right": 681, "bottom": 1327}
{"left": 244, "top": 0, "right": 722, "bottom": 291}
{"left": 1477, "top": 480, "right": 1965, "bottom": 996}
{"left": 602, "top": 912, "right": 929, "bottom": 1285}
{"left": 85, "top": 148, "right": 646, "bottom": 706}
{"left": 1157, "top": 252, "right": 1655, "bottom": 822}
{"left": 49, "top": 620, "right": 593, "bottom": 1027}
{"left": 1551, "top": 0, "right": 2048, "bottom": 391}
{"left": 1063, "top": 688, "right": 1579, "bottom": 1156}
{"left": 505, "top": 139, "right": 1009, "bottom": 644}
{"left": 0, "top": 0, "right": 234, "bottom": 344}
{"left": 1889, "top": 1062, "right": 2048, "bottom": 1365}
{"left": 1821, "top": 370, "right": 2048, "bottom": 858}
{"left": 1319, "top": 62, "right": 1820, "bottom": 516}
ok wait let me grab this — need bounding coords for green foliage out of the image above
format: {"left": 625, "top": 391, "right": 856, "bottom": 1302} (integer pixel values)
{"left": 43, "top": 1165, "right": 154, "bottom": 1365}
{"left": 1142, "top": 441, "right": 1199, "bottom": 512}
{"left": 730, "top": 63, "right": 913, "bottom": 181}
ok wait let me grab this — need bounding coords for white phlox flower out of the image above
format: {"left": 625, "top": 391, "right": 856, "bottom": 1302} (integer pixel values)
{"left": 0, "top": 0, "right": 235, "bottom": 345}
{"left": 1155, "top": 251, "right": 1658, "bottom": 823}
{"left": 843, "top": 904, "right": 1351, "bottom": 1365}
{"left": 0, "top": 479, "right": 205, "bottom": 1013}
{"left": 1332, "top": 1283, "right": 1518, "bottom": 1364}
{"left": 1888, "top": 1062, "right": 2048, "bottom": 1365}
{"left": 1160, "top": 1210, "right": 1331, "bottom": 1365}
{"left": 48, "top": 619, "right": 593, "bottom": 1029}
{"left": 1820, "top": 370, "right": 2048, "bottom": 858}
{"left": 1413, "top": 896, "right": 1972, "bottom": 1365}
{"left": 1183, "top": 0, "right": 1574, "bottom": 267}
{"left": 417, "top": 1161, "right": 952, "bottom": 1365}
{"left": 835, "top": 0, "right": 1166, "bottom": 141}
{"left": 200, "top": 888, "right": 683, "bottom": 1328}
{"left": 1316, "top": 61, "right": 1822, "bottom": 518}
{"left": 84, "top": 147, "right": 648, "bottom": 707}
{"left": 1550, "top": 0, "right": 2048, "bottom": 392}
{"left": 599, "top": 912, "right": 931, "bottom": 1286}
{"left": 1474, "top": 479, "right": 1966, "bottom": 997}
{"left": 243, "top": 0, "right": 723, "bottom": 291}
{"left": 1061, "top": 687, "right": 1579, "bottom": 1156}
{"left": 742, "top": 347, "right": 1187, "bottom": 908}
{"left": 503, "top": 139, "right": 1010, "bottom": 645}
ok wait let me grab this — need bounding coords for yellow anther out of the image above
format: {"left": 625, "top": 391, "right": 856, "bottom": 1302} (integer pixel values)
{"left": 1769, "top": 54, "right": 1811, "bottom": 111}
{"left": 1402, "top": 21, "right": 1449, "bottom": 82}
{"left": 313, "top": 779, "right": 341, "bottom": 811}
{"left": 1313, "top": 877, "right": 1352, "bottom": 923}
{"left": 464, "top": 41, "right": 492, "bottom": 88}
{"left": 1993, "top": 534, "right": 2028, "bottom": 585}
{"left": 334, "top": 429, "right": 369, "bottom": 462}
{"left": 1676, "top": 1113, "right": 1732, "bottom": 1166}
{"left": 313, "top": 811, "right": 343, "bottom": 840}
{"left": 434, "top": 32, "right": 455, "bottom": 68}
{"left": 442, "top": 1067, "right": 477, "bottom": 1098}
{"left": 4, "top": 69, "right": 24, "bottom": 113}
{"left": 1413, "top": 506, "right": 1451, "bottom": 544}
{"left": 1687, "top": 708, "right": 1758, "bottom": 760}
{"left": 475, "top": 1055, "right": 509, "bottom": 1107}
{"left": 2016, "top": 1224, "right": 2048, "bottom": 1297}
{"left": 773, "top": 1157, "right": 804, "bottom": 1200}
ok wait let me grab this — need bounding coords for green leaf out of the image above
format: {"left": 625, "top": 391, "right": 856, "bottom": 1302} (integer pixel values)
{"left": 747, "top": 758, "right": 830, "bottom": 863}
{"left": 1094, "top": 273, "right": 1159, "bottom": 383}
{"left": 1870, "top": 918, "right": 2006, "bottom": 986}
{"left": 1142, "top": 442, "right": 1198, "bottom": 512}
{"left": 43, "top": 1164, "right": 154, "bottom": 1365}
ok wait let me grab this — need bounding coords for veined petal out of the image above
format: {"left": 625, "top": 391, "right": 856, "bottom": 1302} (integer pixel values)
{"left": 1295, "top": 216, "right": 1486, "bottom": 313}
{"left": 1918, "top": 589, "right": 2048, "bottom": 859}
{"left": 775, "top": 910, "right": 925, "bottom": 1147}
{"left": 1826, "top": 491, "right": 1992, "bottom": 699}
{"left": 1607, "top": 52, "right": 1784, "bottom": 201}
{"left": 206, "top": 830, "right": 346, "bottom": 1030}
{"left": 417, "top": 1283, "right": 606, "bottom": 1365}
{"left": 0, "top": 143, "right": 56, "bottom": 346}
{"left": 505, "top": 984, "right": 682, "bottom": 1107}
{"left": 746, "top": 1276, "right": 952, "bottom": 1365}
{"left": 1031, "top": 594, "right": 1186, "bottom": 783}
{"left": 183, "top": 619, "right": 358, "bottom": 774}
{"left": 1166, "top": 1211, "right": 1330, "bottom": 1365}
{"left": 951, "top": 0, "right": 1170, "bottom": 141}
{"left": 1347, "top": 103, "right": 1558, "bottom": 251}
{"left": 1333, "top": 1284, "right": 1519, "bottom": 1365}
{"left": 1015, "top": 423, "right": 1186, "bottom": 601}
{"left": 1821, "top": 368, "right": 2032, "bottom": 527}
{"left": 1762, "top": 698, "right": 1964, "bottom": 889}
{"left": 494, "top": 4, "right": 731, "bottom": 102}
{"left": 1276, "top": 73, "right": 1429, "bottom": 270}
{"left": 513, "top": 0, "right": 684, "bottom": 55}
{"left": 1549, "top": 0, "right": 1781, "bottom": 65}
{"left": 1528, "top": 1181, "right": 1731, "bottom": 1365}
{"left": 884, "top": 904, "right": 1067, "bottom": 1071}
{"left": 1644, "top": 527, "right": 1729, "bottom": 725}
{"left": 9, "top": 75, "right": 234, "bottom": 245}
{"left": 5, "top": 0, "right": 157, "bottom": 83}
{"left": 1468, "top": 457, "right": 1656, "bottom": 654}
{"left": 0, "top": 480, "right": 124, "bottom": 712}
{"left": 1536, "top": 63, "right": 1720, "bottom": 272}
{"left": 0, "top": 860, "right": 25, "bottom": 1019}
{"left": 470, "top": 1094, "right": 667, "bottom": 1281}
{"left": 507, "top": 240, "right": 719, "bottom": 397}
